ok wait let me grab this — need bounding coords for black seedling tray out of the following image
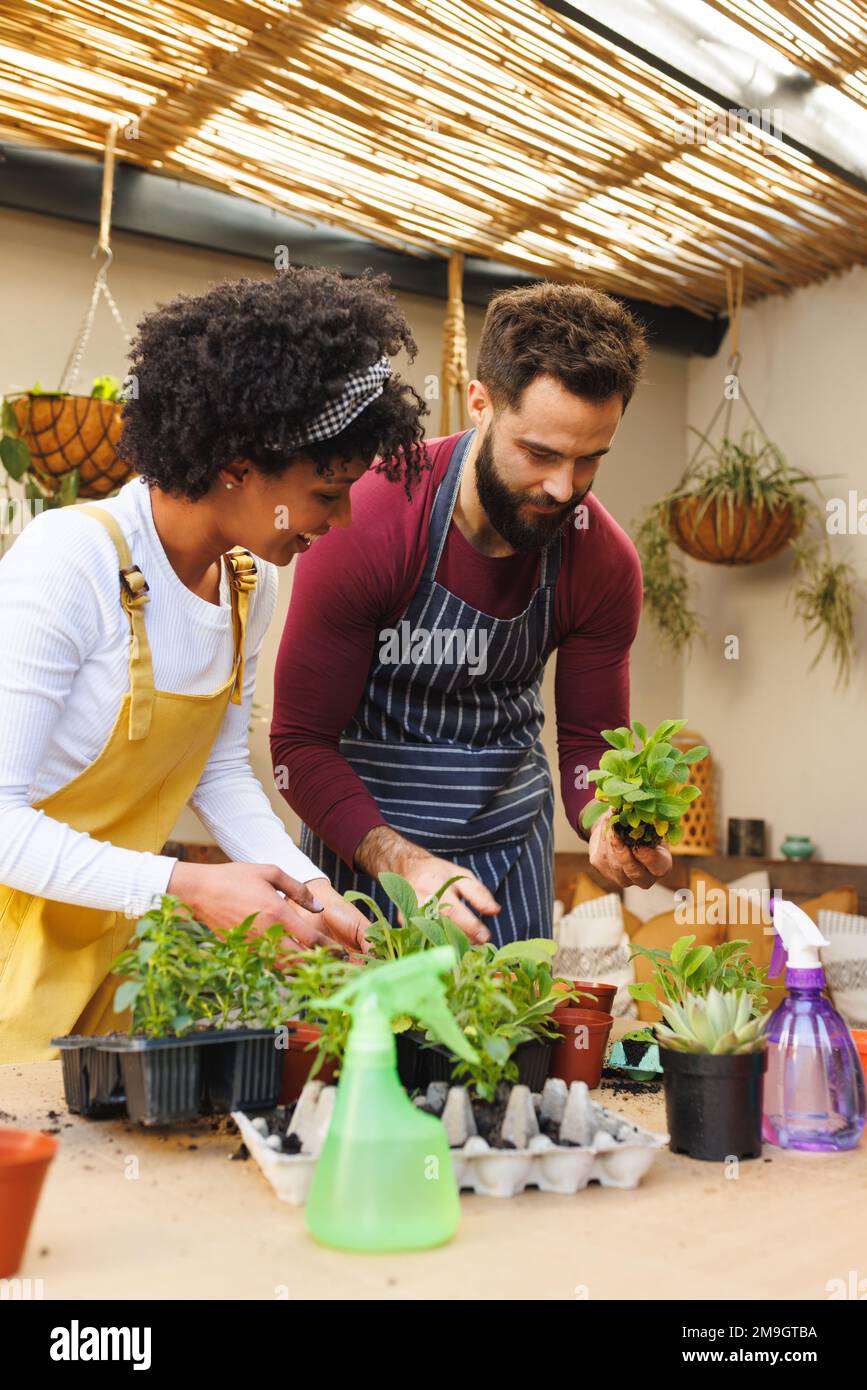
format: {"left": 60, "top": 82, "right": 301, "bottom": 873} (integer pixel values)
{"left": 55, "top": 1037, "right": 125, "bottom": 1118}
{"left": 396, "top": 1031, "right": 554, "bottom": 1095}
{"left": 52, "top": 1029, "right": 282, "bottom": 1126}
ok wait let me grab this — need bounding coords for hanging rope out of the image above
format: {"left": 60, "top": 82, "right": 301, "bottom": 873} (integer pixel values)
{"left": 440, "top": 250, "right": 468, "bottom": 435}
{"left": 59, "top": 120, "right": 131, "bottom": 393}
{"left": 688, "top": 261, "right": 770, "bottom": 467}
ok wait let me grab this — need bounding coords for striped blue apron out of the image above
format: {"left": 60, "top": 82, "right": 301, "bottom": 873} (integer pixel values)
{"left": 301, "top": 428, "right": 562, "bottom": 945}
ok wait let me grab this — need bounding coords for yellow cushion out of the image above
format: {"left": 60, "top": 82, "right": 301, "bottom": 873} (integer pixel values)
{"left": 689, "top": 871, "right": 858, "bottom": 1013}
{"left": 629, "top": 910, "right": 723, "bottom": 1022}
{"left": 570, "top": 871, "right": 641, "bottom": 937}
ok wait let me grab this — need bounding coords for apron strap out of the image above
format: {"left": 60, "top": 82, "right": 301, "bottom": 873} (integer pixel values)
{"left": 223, "top": 546, "right": 257, "bottom": 704}
{"left": 422, "top": 429, "right": 475, "bottom": 585}
{"left": 78, "top": 505, "right": 155, "bottom": 742}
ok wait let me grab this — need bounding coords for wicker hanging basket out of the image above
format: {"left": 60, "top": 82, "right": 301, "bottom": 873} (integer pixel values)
{"left": 8, "top": 393, "right": 132, "bottom": 499}
{"left": 668, "top": 496, "right": 803, "bottom": 566}
{"left": 669, "top": 729, "right": 716, "bottom": 856}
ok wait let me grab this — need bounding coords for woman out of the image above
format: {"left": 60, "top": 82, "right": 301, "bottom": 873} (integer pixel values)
{"left": 0, "top": 266, "right": 428, "bottom": 1061}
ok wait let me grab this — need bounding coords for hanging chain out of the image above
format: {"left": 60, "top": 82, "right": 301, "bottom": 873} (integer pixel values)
{"left": 58, "top": 121, "right": 130, "bottom": 394}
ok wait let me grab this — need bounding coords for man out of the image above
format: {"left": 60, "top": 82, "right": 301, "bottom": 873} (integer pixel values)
{"left": 271, "top": 280, "right": 671, "bottom": 945}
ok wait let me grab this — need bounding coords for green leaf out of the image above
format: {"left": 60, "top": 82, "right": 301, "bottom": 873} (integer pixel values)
{"left": 379, "top": 872, "right": 419, "bottom": 925}
{"left": 0, "top": 434, "right": 31, "bottom": 480}
{"left": 631, "top": 720, "right": 647, "bottom": 744}
{"left": 601, "top": 727, "right": 632, "bottom": 749}
{"left": 682, "top": 945, "right": 713, "bottom": 978}
{"left": 600, "top": 777, "right": 638, "bottom": 797}
{"left": 683, "top": 745, "right": 709, "bottom": 763}
{"left": 409, "top": 915, "right": 446, "bottom": 948}
{"left": 113, "top": 979, "right": 143, "bottom": 1012}
{"left": 441, "top": 916, "right": 470, "bottom": 959}
{"left": 580, "top": 798, "right": 608, "bottom": 829}
{"left": 1, "top": 399, "right": 19, "bottom": 436}
{"left": 627, "top": 981, "right": 657, "bottom": 1002}
{"left": 494, "top": 939, "right": 557, "bottom": 966}
{"left": 57, "top": 467, "right": 80, "bottom": 506}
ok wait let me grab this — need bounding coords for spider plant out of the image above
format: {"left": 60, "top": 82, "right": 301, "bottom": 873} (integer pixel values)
{"left": 635, "top": 431, "right": 858, "bottom": 681}
{"left": 792, "top": 535, "right": 860, "bottom": 687}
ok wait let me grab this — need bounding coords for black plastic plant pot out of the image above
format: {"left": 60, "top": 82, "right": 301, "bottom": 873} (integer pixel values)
{"left": 396, "top": 1031, "right": 554, "bottom": 1094}
{"left": 118, "top": 1044, "right": 204, "bottom": 1126}
{"left": 54, "top": 1029, "right": 282, "bottom": 1125}
{"left": 661, "top": 1047, "right": 767, "bottom": 1161}
{"left": 203, "top": 1034, "right": 282, "bottom": 1113}
{"left": 54, "top": 1037, "right": 125, "bottom": 1118}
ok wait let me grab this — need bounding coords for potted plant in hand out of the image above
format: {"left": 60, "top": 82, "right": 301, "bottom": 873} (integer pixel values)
{"left": 579, "top": 719, "right": 707, "bottom": 849}
{"left": 657, "top": 988, "right": 769, "bottom": 1160}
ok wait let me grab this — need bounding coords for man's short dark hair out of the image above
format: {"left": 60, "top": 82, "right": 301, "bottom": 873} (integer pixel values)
{"left": 476, "top": 280, "right": 648, "bottom": 412}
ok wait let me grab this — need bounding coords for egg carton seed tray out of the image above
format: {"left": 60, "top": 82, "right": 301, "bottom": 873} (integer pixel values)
{"left": 234, "top": 1076, "right": 667, "bottom": 1205}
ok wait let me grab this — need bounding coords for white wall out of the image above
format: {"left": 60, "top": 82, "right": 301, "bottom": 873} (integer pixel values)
{"left": 1, "top": 205, "right": 686, "bottom": 853}
{"left": 685, "top": 266, "right": 867, "bottom": 864}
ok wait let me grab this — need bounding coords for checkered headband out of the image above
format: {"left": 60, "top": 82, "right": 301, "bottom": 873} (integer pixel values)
{"left": 274, "top": 355, "right": 392, "bottom": 453}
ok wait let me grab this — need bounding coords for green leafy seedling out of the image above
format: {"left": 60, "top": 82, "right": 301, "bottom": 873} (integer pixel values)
{"left": 580, "top": 718, "right": 707, "bottom": 848}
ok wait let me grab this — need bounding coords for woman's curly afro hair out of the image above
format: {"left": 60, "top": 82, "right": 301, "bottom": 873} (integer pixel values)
{"left": 120, "top": 266, "right": 430, "bottom": 501}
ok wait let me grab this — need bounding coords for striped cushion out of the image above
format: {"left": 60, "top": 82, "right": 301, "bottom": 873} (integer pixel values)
{"left": 818, "top": 910, "right": 867, "bottom": 1029}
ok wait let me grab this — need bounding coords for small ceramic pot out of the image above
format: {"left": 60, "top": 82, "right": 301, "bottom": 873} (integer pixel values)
{"left": 780, "top": 835, "right": 815, "bottom": 862}
{"left": 554, "top": 980, "right": 617, "bottom": 1014}
{"left": 549, "top": 1006, "right": 614, "bottom": 1088}
{"left": 0, "top": 1130, "right": 58, "bottom": 1277}
{"left": 279, "top": 1024, "right": 337, "bottom": 1105}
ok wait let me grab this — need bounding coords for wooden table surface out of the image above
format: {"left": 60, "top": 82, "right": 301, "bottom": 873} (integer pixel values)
{"left": 3, "top": 1026, "right": 866, "bottom": 1302}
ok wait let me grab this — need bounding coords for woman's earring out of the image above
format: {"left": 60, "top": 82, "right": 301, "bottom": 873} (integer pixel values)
{"left": 226, "top": 482, "right": 233, "bottom": 490}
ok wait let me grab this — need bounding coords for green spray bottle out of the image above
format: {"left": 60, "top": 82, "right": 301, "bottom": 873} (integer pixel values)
{"left": 304, "top": 945, "right": 478, "bottom": 1252}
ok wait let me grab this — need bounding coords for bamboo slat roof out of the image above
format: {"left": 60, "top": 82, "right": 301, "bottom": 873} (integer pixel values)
{"left": 705, "top": 0, "right": 867, "bottom": 110}
{"left": 3, "top": 0, "right": 867, "bottom": 314}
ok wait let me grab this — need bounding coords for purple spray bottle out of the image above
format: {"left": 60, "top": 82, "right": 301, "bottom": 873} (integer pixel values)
{"left": 763, "top": 897, "right": 865, "bottom": 1151}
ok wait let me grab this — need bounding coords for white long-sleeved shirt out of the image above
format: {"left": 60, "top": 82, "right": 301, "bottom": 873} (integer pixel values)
{"left": 0, "top": 477, "right": 323, "bottom": 918}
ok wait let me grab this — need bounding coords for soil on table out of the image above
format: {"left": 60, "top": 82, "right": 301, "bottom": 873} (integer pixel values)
{"left": 258, "top": 1102, "right": 302, "bottom": 1154}
{"left": 620, "top": 1038, "right": 654, "bottom": 1067}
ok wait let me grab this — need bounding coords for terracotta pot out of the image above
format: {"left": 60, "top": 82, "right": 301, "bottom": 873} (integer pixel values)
{"left": 851, "top": 1030, "right": 867, "bottom": 1080}
{"left": 279, "top": 1023, "right": 337, "bottom": 1104}
{"left": 549, "top": 1006, "right": 613, "bottom": 1088}
{"left": 0, "top": 1129, "right": 58, "bottom": 1277}
{"left": 9, "top": 393, "right": 133, "bottom": 499}
{"left": 668, "top": 496, "right": 802, "bottom": 566}
{"left": 554, "top": 980, "right": 616, "bottom": 1014}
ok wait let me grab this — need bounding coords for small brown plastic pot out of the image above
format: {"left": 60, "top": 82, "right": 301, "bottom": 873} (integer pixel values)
{"left": 554, "top": 980, "right": 617, "bottom": 1014}
{"left": 0, "top": 1129, "right": 58, "bottom": 1277}
{"left": 279, "top": 1024, "right": 337, "bottom": 1104}
{"left": 549, "top": 1006, "right": 614, "bottom": 1088}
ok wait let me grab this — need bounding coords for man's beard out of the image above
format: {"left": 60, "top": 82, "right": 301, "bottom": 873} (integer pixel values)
{"left": 473, "top": 429, "right": 589, "bottom": 554}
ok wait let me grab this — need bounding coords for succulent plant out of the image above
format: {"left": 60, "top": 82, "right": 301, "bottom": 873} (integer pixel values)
{"left": 580, "top": 719, "right": 707, "bottom": 847}
{"left": 656, "top": 988, "right": 768, "bottom": 1055}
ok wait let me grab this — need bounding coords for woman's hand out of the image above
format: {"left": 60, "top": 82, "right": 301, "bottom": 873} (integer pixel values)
{"left": 588, "top": 808, "right": 672, "bottom": 889}
{"left": 167, "top": 862, "right": 371, "bottom": 954}
{"left": 304, "top": 879, "right": 371, "bottom": 955}
{"left": 168, "top": 861, "right": 331, "bottom": 948}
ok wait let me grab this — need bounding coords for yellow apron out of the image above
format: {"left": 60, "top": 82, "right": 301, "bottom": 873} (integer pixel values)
{"left": 0, "top": 504, "right": 258, "bottom": 1063}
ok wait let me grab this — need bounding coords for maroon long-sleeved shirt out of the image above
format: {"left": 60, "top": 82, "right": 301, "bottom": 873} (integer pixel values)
{"left": 271, "top": 432, "right": 643, "bottom": 872}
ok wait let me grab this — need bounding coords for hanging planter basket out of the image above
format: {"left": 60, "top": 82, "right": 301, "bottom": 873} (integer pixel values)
{"left": 7, "top": 392, "right": 132, "bottom": 499}
{"left": 667, "top": 496, "right": 804, "bottom": 567}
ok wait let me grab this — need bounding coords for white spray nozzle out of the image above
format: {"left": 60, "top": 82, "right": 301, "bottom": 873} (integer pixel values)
{"left": 772, "top": 898, "right": 828, "bottom": 972}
